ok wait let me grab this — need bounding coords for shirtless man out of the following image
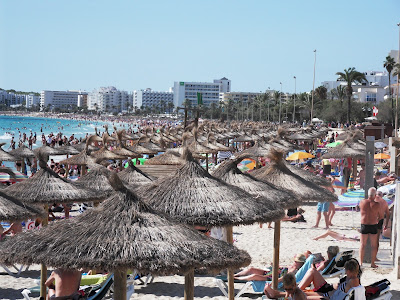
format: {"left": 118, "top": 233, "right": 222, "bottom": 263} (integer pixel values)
{"left": 45, "top": 268, "right": 82, "bottom": 300}
{"left": 0, "top": 222, "right": 22, "bottom": 240}
{"left": 359, "top": 187, "right": 380, "bottom": 268}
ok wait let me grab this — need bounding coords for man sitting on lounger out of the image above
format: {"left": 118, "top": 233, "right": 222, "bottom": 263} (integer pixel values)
{"left": 45, "top": 268, "right": 82, "bottom": 300}
{"left": 234, "top": 253, "right": 306, "bottom": 281}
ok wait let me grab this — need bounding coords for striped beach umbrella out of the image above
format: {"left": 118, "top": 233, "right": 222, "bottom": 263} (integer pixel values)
{"left": 0, "top": 171, "right": 28, "bottom": 183}
{"left": 336, "top": 189, "right": 393, "bottom": 207}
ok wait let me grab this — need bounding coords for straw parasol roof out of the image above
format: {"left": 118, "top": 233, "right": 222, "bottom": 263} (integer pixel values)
{"left": 9, "top": 144, "right": 35, "bottom": 159}
{"left": 3, "top": 150, "right": 105, "bottom": 204}
{"left": 211, "top": 154, "right": 297, "bottom": 208}
{"left": 72, "top": 143, "right": 99, "bottom": 153}
{"left": 33, "top": 145, "right": 64, "bottom": 157}
{"left": 138, "top": 149, "right": 285, "bottom": 227}
{"left": 77, "top": 164, "right": 115, "bottom": 196}
{"left": 251, "top": 149, "right": 337, "bottom": 206}
{"left": 118, "top": 160, "right": 153, "bottom": 188}
{"left": 238, "top": 141, "right": 271, "bottom": 157}
{"left": 285, "top": 164, "right": 331, "bottom": 187}
{"left": 60, "top": 136, "right": 99, "bottom": 166}
{"left": 128, "top": 137, "right": 158, "bottom": 155}
{"left": 0, "top": 173, "right": 251, "bottom": 275}
{"left": 0, "top": 190, "right": 44, "bottom": 222}
{"left": 90, "top": 147, "right": 126, "bottom": 161}
{"left": 0, "top": 143, "right": 19, "bottom": 161}
{"left": 145, "top": 150, "right": 185, "bottom": 165}
{"left": 321, "top": 132, "right": 365, "bottom": 159}
{"left": 56, "top": 145, "right": 80, "bottom": 155}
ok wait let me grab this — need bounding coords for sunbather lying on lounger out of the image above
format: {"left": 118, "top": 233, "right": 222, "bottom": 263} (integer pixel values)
{"left": 234, "top": 253, "right": 306, "bottom": 281}
{"left": 313, "top": 230, "right": 359, "bottom": 242}
{"left": 304, "top": 245, "right": 339, "bottom": 272}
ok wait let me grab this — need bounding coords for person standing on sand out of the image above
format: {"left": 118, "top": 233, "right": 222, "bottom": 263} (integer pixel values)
{"left": 359, "top": 187, "right": 380, "bottom": 268}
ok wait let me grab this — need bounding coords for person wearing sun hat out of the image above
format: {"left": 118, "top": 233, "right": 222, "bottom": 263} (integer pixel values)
{"left": 234, "top": 253, "right": 306, "bottom": 281}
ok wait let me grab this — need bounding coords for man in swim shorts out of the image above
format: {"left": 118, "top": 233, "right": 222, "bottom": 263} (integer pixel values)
{"left": 313, "top": 202, "right": 330, "bottom": 229}
{"left": 359, "top": 187, "right": 380, "bottom": 268}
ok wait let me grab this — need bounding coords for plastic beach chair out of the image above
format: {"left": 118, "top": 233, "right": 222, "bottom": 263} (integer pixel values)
{"left": 215, "top": 255, "right": 315, "bottom": 298}
{"left": 321, "top": 250, "right": 354, "bottom": 279}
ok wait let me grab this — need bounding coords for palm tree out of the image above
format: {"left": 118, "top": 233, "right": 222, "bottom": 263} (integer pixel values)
{"left": 383, "top": 55, "right": 396, "bottom": 124}
{"left": 336, "top": 67, "right": 367, "bottom": 123}
{"left": 331, "top": 85, "right": 346, "bottom": 107}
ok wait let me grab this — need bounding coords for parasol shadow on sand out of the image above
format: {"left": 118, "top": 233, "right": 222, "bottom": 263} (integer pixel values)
{"left": 0, "top": 173, "right": 251, "bottom": 300}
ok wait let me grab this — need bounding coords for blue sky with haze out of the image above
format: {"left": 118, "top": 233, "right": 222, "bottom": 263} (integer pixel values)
{"left": 1, "top": 0, "right": 399, "bottom": 94}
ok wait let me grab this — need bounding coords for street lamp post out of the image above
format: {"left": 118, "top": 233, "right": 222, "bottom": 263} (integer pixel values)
{"left": 311, "top": 49, "right": 317, "bottom": 121}
{"left": 396, "top": 23, "right": 400, "bottom": 137}
{"left": 267, "top": 87, "right": 270, "bottom": 122}
{"left": 293, "top": 76, "right": 296, "bottom": 123}
{"left": 279, "top": 82, "right": 283, "bottom": 124}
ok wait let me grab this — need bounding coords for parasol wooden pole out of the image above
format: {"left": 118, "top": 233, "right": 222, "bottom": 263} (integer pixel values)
{"left": 40, "top": 204, "right": 49, "bottom": 298}
{"left": 206, "top": 155, "right": 209, "bottom": 172}
{"left": 114, "top": 269, "right": 127, "bottom": 300}
{"left": 272, "top": 220, "right": 281, "bottom": 289}
{"left": 184, "top": 269, "right": 195, "bottom": 300}
{"left": 226, "top": 226, "right": 235, "bottom": 300}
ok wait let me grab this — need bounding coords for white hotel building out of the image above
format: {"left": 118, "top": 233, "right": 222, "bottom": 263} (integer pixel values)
{"left": 87, "top": 87, "right": 132, "bottom": 113}
{"left": 173, "top": 77, "right": 231, "bottom": 107}
{"left": 133, "top": 88, "right": 174, "bottom": 111}
{"left": 40, "top": 90, "right": 88, "bottom": 110}
{"left": 26, "top": 94, "right": 40, "bottom": 108}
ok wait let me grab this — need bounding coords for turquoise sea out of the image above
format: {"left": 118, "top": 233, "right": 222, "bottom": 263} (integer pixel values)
{"left": 0, "top": 115, "right": 126, "bottom": 149}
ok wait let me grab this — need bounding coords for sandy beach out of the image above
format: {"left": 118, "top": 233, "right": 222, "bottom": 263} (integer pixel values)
{"left": 1, "top": 207, "right": 399, "bottom": 299}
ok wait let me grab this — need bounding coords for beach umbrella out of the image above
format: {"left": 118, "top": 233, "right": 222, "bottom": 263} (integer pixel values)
{"left": 374, "top": 142, "right": 387, "bottom": 149}
{"left": 77, "top": 164, "right": 115, "bottom": 197}
{"left": 56, "top": 145, "right": 80, "bottom": 156}
{"left": 321, "top": 133, "right": 365, "bottom": 160}
{"left": 212, "top": 154, "right": 297, "bottom": 208}
{"left": 90, "top": 136, "right": 126, "bottom": 162}
{"left": 0, "top": 173, "right": 251, "bottom": 300}
{"left": 0, "top": 190, "right": 44, "bottom": 222}
{"left": 145, "top": 150, "right": 184, "bottom": 165}
{"left": 0, "top": 143, "right": 19, "bottom": 161}
{"left": 139, "top": 148, "right": 285, "bottom": 299}
{"left": 285, "top": 164, "right": 332, "bottom": 187}
{"left": 286, "top": 151, "right": 315, "bottom": 161}
{"left": 127, "top": 137, "right": 158, "bottom": 155}
{"left": 117, "top": 160, "right": 153, "bottom": 189}
{"left": 8, "top": 144, "right": 35, "bottom": 159}
{"left": 326, "top": 141, "right": 343, "bottom": 148}
{"left": 251, "top": 148, "right": 337, "bottom": 288}
{"left": 71, "top": 143, "right": 99, "bottom": 153}
{"left": 2, "top": 149, "right": 106, "bottom": 297}
{"left": 33, "top": 145, "right": 64, "bottom": 156}
{"left": 336, "top": 189, "right": 393, "bottom": 207}
{"left": 237, "top": 158, "right": 257, "bottom": 172}
{"left": 238, "top": 141, "right": 271, "bottom": 157}
{"left": 0, "top": 170, "right": 27, "bottom": 183}
{"left": 374, "top": 153, "right": 390, "bottom": 160}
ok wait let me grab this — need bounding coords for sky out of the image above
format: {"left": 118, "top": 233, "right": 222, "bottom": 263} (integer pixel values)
{"left": 1, "top": 0, "right": 399, "bottom": 94}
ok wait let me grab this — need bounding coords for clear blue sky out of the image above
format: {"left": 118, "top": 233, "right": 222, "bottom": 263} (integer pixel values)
{"left": 1, "top": 0, "right": 399, "bottom": 94}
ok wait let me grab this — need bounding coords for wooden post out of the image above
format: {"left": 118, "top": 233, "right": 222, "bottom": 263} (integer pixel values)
{"left": 205, "top": 155, "right": 209, "bottom": 172}
{"left": 184, "top": 269, "right": 195, "bottom": 300}
{"left": 272, "top": 220, "right": 281, "bottom": 289}
{"left": 40, "top": 204, "right": 49, "bottom": 298}
{"left": 114, "top": 269, "right": 127, "bottom": 300}
{"left": 226, "top": 226, "right": 235, "bottom": 300}
{"left": 363, "top": 136, "right": 375, "bottom": 263}
{"left": 394, "top": 183, "right": 400, "bottom": 278}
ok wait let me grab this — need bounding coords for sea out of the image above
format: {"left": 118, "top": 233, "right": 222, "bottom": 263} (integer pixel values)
{"left": 0, "top": 115, "right": 127, "bottom": 150}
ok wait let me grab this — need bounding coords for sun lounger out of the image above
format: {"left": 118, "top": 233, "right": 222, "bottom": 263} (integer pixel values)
{"left": 0, "top": 263, "right": 29, "bottom": 277}
{"left": 215, "top": 255, "right": 315, "bottom": 298}
{"left": 321, "top": 250, "right": 354, "bottom": 279}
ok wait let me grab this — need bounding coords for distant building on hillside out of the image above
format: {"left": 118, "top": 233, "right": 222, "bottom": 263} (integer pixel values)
{"left": 0, "top": 90, "right": 27, "bottom": 106}
{"left": 25, "top": 94, "right": 40, "bottom": 108}
{"left": 173, "top": 77, "right": 231, "bottom": 108}
{"left": 40, "top": 90, "right": 88, "bottom": 110}
{"left": 87, "top": 87, "right": 132, "bottom": 113}
{"left": 133, "top": 88, "right": 174, "bottom": 112}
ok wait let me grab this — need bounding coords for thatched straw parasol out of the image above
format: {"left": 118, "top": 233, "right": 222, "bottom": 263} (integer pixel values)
{"left": 56, "top": 145, "right": 80, "bottom": 155}
{"left": 117, "top": 160, "right": 153, "bottom": 188}
{"left": 9, "top": 144, "right": 35, "bottom": 159}
{"left": 238, "top": 141, "right": 271, "bottom": 157}
{"left": 3, "top": 148, "right": 106, "bottom": 297}
{"left": 286, "top": 164, "right": 331, "bottom": 187}
{"left": 77, "top": 164, "right": 115, "bottom": 196}
{"left": 0, "top": 143, "right": 19, "bottom": 161}
{"left": 71, "top": 143, "right": 99, "bottom": 153}
{"left": 144, "top": 150, "right": 185, "bottom": 165}
{"left": 321, "top": 132, "right": 365, "bottom": 159}
{"left": 0, "top": 173, "right": 251, "bottom": 300}
{"left": 0, "top": 190, "right": 44, "bottom": 222}
{"left": 139, "top": 148, "right": 284, "bottom": 227}
{"left": 33, "top": 145, "right": 64, "bottom": 157}
{"left": 128, "top": 137, "right": 158, "bottom": 155}
{"left": 211, "top": 154, "right": 297, "bottom": 208}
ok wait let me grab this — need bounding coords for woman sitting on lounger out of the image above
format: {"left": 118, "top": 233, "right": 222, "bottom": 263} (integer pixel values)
{"left": 234, "top": 253, "right": 306, "bottom": 281}
{"left": 265, "top": 258, "right": 361, "bottom": 300}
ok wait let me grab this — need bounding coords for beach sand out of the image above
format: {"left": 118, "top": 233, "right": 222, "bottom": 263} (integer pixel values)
{"left": 0, "top": 208, "right": 399, "bottom": 299}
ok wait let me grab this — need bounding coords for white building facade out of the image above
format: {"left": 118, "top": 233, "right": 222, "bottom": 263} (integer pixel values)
{"left": 87, "top": 87, "right": 133, "bottom": 112}
{"left": 173, "top": 77, "right": 231, "bottom": 107}
{"left": 0, "top": 90, "right": 26, "bottom": 106}
{"left": 322, "top": 70, "right": 396, "bottom": 104}
{"left": 133, "top": 88, "right": 174, "bottom": 111}
{"left": 25, "top": 94, "right": 40, "bottom": 108}
{"left": 40, "top": 90, "right": 88, "bottom": 110}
